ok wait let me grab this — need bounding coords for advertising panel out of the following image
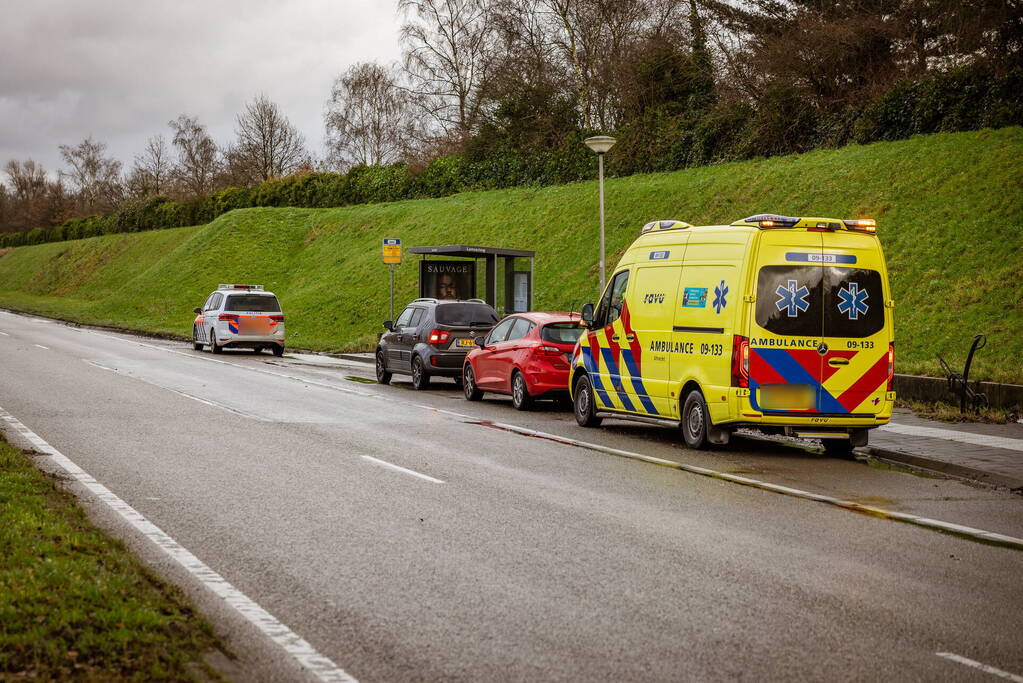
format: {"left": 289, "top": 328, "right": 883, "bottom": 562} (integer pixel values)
{"left": 419, "top": 260, "right": 476, "bottom": 300}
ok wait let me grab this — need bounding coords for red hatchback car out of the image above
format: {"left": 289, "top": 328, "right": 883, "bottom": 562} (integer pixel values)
{"left": 462, "top": 312, "right": 584, "bottom": 409}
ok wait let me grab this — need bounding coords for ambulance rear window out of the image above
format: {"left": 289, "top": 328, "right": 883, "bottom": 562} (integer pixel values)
{"left": 756, "top": 266, "right": 823, "bottom": 336}
{"left": 824, "top": 268, "right": 884, "bottom": 338}
{"left": 225, "top": 294, "right": 281, "bottom": 312}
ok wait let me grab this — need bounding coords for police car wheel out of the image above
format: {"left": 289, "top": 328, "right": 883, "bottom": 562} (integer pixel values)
{"left": 682, "top": 390, "right": 710, "bottom": 449}
{"left": 210, "top": 330, "right": 223, "bottom": 354}
{"left": 192, "top": 326, "right": 203, "bottom": 351}
{"left": 463, "top": 365, "right": 483, "bottom": 401}
{"left": 272, "top": 344, "right": 284, "bottom": 357}
{"left": 376, "top": 351, "right": 392, "bottom": 384}
{"left": 573, "top": 375, "right": 602, "bottom": 428}
{"left": 511, "top": 371, "right": 533, "bottom": 411}
{"left": 411, "top": 356, "right": 430, "bottom": 390}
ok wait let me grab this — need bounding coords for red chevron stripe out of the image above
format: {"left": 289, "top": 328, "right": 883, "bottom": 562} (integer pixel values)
{"left": 836, "top": 353, "right": 889, "bottom": 411}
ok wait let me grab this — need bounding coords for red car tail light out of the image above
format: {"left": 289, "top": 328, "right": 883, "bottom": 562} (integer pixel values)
{"left": 531, "top": 344, "right": 563, "bottom": 356}
{"left": 886, "top": 343, "right": 894, "bottom": 391}
{"left": 428, "top": 329, "right": 450, "bottom": 345}
{"left": 731, "top": 335, "right": 750, "bottom": 388}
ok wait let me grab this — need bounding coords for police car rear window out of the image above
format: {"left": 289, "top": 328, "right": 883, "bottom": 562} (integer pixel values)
{"left": 224, "top": 294, "right": 281, "bottom": 312}
{"left": 541, "top": 323, "right": 584, "bottom": 345}
{"left": 435, "top": 303, "right": 498, "bottom": 327}
{"left": 756, "top": 266, "right": 884, "bottom": 338}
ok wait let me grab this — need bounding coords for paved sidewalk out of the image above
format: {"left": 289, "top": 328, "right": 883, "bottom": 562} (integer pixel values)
{"left": 869, "top": 409, "right": 1023, "bottom": 491}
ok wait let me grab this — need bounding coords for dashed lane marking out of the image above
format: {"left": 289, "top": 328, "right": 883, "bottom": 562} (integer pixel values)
{"left": 0, "top": 331, "right": 9, "bottom": 336}
{"left": 936, "top": 653, "right": 1023, "bottom": 682}
{"left": 361, "top": 455, "right": 445, "bottom": 484}
{"left": 0, "top": 405, "right": 357, "bottom": 683}
{"left": 34, "top": 344, "right": 49, "bottom": 350}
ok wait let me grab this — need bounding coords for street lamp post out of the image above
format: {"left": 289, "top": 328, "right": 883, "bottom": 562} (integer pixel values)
{"left": 584, "top": 135, "right": 616, "bottom": 293}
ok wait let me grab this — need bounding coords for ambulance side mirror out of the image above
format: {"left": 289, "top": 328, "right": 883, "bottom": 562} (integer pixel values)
{"left": 580, "top": 303, "right": 595, "bottom": 329}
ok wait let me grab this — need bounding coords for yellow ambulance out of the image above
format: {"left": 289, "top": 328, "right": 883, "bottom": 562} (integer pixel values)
{"left": 570, "top": 214, "right": 895, "bottom": 456}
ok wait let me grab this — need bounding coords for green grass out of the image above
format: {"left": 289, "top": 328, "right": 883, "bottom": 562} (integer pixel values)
{"left": 0, "top": 436, "right": 220, "bottom": 679}
{"left": 1, "top": 128, "right": 1021, "bottom": 382}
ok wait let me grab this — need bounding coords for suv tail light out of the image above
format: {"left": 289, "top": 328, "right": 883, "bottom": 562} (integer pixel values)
{"left": 531, "top": 344, "right": 563, "bottom": 356}
{"left": 428, "top": 329, "right": 450, "bottom": 345}
{"left": 218, "top": 314, "right": 239, "bottom": 321}
{"left": 731, "top": 335, "right": 750, "bottom": 388}
{"left": 886, "top": 343, "right": 894, "bottom": 391}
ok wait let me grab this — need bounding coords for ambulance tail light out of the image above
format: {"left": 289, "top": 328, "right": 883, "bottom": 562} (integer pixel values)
{"left": 428, "top": 329, "right": 450, "bottom": 345}
{"left": 843, "top": 218, "right": 877, "bottom": 233}
{"left": 731, "top": 335, "right": 750, "bottom": 388}
{"left": 886, "top": 343, "right": 894, "bottom": 391}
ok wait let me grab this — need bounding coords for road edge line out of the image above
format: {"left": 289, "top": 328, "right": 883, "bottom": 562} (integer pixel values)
{"left": 0, "top": 406, "right": 358, "bottom": 683}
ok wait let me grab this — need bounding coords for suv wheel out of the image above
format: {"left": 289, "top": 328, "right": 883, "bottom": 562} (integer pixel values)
{"left": 376, "top": 350, "right": 392, "bottom": 384}
{"left": 681, "top": 390, "right": 709, "bottom": 449}
{"left": 192, "top": 326, "right": 203, "bottom": 351}
{"left": 210, "top": 329, "right": 223, "bottom": 354}
{"left": 411, "top": 356, "right": 430, "bottom": 390}
{"left": 463, "top": 365, "right": 483, "bottom": 401}
{"left": 573, "top": 374, "right": 602, "bottom": 427}
{"left": 511, "top": 371, "right": 533, "bottom": 411}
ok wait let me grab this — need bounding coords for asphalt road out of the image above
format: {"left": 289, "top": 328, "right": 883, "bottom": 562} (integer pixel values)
{"left": 1, "top": 310, "right": 1021, "bottom": 682}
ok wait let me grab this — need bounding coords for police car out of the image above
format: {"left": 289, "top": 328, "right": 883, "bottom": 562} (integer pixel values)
{"left": 192, "top": 284, "right": 285, "bottom": 355}
{"left": 571, "top": 215, "right": 895, "bottom": 457}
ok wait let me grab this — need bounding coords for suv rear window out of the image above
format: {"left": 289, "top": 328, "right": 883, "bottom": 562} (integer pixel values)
{"left": 224, "top": 294, "right": 281, "bottom": 312}
{"left": 541, "top": 323, "right": 584, "bottom": 345}
{"left": 756, "top": 266, "right": 884, "bottom": 338}
{"left": 435, "top": 302, "right": 498, "bottom": 327}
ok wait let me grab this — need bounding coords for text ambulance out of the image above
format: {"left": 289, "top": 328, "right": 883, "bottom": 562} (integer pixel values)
{"left": 570, "top": 214, "right": 895, "bottom": 456}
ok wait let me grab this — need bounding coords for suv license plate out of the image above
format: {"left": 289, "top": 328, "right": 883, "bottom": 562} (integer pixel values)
{"left": 456, "top": 338, "right": 475, "bottom": 348}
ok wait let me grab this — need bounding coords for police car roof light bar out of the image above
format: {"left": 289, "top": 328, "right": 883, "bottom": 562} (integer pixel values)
{"left": 218, "top": 284, "right": 264, "bottom": 291}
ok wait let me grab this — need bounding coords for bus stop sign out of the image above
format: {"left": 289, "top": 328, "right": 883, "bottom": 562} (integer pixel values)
{"left": 382, "top": 238, "right": 402, "bottom": 264}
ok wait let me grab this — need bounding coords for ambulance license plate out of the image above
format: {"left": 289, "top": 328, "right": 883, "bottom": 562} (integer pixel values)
{"left": 759, "top": 384, "right": 815, "bottom": 411}
{"left": 456, "top": 338, "right": 476, "bottom": 348}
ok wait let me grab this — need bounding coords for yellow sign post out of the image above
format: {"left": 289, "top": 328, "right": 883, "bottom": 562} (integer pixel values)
{"left": 383, "top": 238, "right": 401, "bottom": 321}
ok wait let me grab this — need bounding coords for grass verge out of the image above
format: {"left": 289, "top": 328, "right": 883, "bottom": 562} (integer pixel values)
{"left": 0, "top": 434, "right": 222, "bottom": 680}
{"left": 0, "top": 127, "right": 1020, "bottom": 382}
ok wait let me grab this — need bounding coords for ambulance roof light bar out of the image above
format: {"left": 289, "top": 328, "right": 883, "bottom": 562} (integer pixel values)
{"left": 641, "top": 219, "right": 693, "bottom": 234}
{"left": 218, "top": 284, "right": 264, "bottom": 291}
{"left": 741, "top": 214, "right": 800, "bottom": 228}
{"left": 843, "top": 218, "right": 877, "bottom": 233}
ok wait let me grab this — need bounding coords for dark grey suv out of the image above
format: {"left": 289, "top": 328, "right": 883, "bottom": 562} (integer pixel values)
{"left": 376, "top": 298, "right": 499, "bottom": 389}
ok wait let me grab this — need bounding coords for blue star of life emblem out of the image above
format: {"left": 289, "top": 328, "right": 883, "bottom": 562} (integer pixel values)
{"left": 775, "top": 279, "right": 809, "bottom": 317}
{"left": 712, "top": 280, "right": 728, "bottom": 314}
{"left": 837, "top": 282, "right": 869, "bottom": 320}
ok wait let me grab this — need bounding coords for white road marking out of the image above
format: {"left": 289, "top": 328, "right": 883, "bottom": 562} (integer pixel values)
{"left": 473, "top": 421, "right": 1023, "bottom": 551}
{"left": 880, "top": 422, "right": 1023, "bottom": 453}
{"left": 34, "top": 344, "right": 49, "bottom": 349}
{"left": 361, "top": 455, "right": 445, "bottom": 483}
{"left": 0, "top": 330, "right": 9, "bottom": 336}
{"left": 937, "top": 653, "right": 1023, "bottom": 681}
{"left": 11, "top": 310, "right": 1021, "bottom": 551}
{"left": 0, "top": 406, "right": 357, "bottom": 683}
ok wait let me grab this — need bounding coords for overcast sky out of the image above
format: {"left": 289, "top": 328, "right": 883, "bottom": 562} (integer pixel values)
{"left": 0, "top": 0, "right": 402, "bottom": 175}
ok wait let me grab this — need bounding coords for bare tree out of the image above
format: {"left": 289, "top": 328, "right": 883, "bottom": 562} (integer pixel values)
{"left": 2, "top": 159, "right": 72, "bottom": 232}
{"left": 325, "top": 62, "right": 419, "bottom": 169}
{"left": 399, "top": 0, "right": 496, "bottom": 142}
{"left": 169, "top": 114, "right": 220, "bottom": 197}
{"left": 127, "top": 135, "right": 172, "bottom": 198}
{"left": 232, "top": 95, "right": 308, "bottom": 183}
{"left": 58, "top": 137, "right": 123, "bottom": 214}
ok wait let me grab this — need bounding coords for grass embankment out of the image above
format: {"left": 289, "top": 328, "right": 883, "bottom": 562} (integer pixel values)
{"left": 0, "top": 436, "right": 220, "bottom": 679}
{"left": 0, "top": 127, "right": 1021, "bottom": 382}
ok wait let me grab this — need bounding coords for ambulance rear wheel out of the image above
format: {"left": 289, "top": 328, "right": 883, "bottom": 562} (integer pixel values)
{"left": 682, "top": 390, "right": 710, "bottom": 449}
{"left": 573, "top": 375, "right": 602, "bottom": 428}
{"left": 823, "top": 439, "right": 855, "bottom": 459}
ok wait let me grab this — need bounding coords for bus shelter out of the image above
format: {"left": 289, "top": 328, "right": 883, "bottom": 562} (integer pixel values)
{"left": 408, "top": 244, "right": 535, "bottom": 316}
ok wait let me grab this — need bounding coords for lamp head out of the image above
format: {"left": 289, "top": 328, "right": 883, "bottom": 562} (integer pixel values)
{"left": 584, "top": 135, "right": 616, "bottom": 154}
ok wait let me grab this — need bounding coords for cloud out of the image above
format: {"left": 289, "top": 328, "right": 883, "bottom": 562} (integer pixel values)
{"left": 0, "top": 0, "right": 402, "bottom": 174}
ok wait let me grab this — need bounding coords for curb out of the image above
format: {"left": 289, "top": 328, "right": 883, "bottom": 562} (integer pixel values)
{"left": 863, "top": 445, "right": 1023, "bottom": 493}
{"left": 329, "top": 353, "right": 374, "bottom": 364}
